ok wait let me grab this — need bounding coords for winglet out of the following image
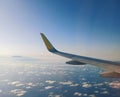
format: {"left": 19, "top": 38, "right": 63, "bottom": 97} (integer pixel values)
{"left": 40, "top": 33, "right": 57, "bottom": 52}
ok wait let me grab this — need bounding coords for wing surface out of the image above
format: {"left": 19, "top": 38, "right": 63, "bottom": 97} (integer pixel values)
{"left": 40, "top": 33, "right": 120, "bottom": 77}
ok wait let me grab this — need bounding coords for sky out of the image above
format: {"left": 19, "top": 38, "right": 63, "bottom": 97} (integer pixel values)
{"left": 0, "top": 0, "right": 120, "bottom": 60}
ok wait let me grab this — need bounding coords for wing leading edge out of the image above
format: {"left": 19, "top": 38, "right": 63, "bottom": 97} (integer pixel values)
{"left": 40, "top": 33, "right": 120, "bottom": 78}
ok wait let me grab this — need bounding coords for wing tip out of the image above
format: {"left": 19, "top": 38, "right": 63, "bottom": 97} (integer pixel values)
{"left": 40, "top": 32, "right": 57, "bottom": 52}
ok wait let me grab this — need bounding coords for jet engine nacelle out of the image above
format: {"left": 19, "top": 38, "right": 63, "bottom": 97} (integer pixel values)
{"left": 66, "top": 60, "right": 86, "bottom": 65}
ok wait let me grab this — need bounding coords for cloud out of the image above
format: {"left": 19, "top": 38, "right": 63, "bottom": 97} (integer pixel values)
{"left": 94, "top": 91, "right": 99, "bottom": 94}
{"left": 8, "top": 81, "right": 20, "bottom": 85}
{"left": 101, "top": 88, "right": 107, "bottom": 91}
{"left": 59, "top": 81, "right": 79, "bottom": 87}
{"left": 25, "top": 82, "right": 41, "bottom": 89}
{"left": 89, "top": 94, "right": 96, "bottom": 97}
{"left": 26, "top": 82, "right": 35, "bottom": 86}
{"left": 45, "top": 86, "right": 54, "bottom": 90}
{"left": 45, "top": 80, "right": 56, "bottom": 84}
{"left": 74, "top": 92, "right": 82, "bottom": 96}
{"left": 1, "top": 79, "right": 9, "bottom": 82}
{"left": 81, "top": 78, "right": 86, "bottom": 81}
{"left": 48, "top": 92, "right": 61, "bottom": 97}
{"left": 93, "top": 83, "right": 104, "bottom": 87}
{"left": 100, "top": 91, "right": 109, "bottom": 94}
{"left": 26, "top": 86, "right": 32, "bottom": 89}
{"left": 59, "top": 81, "right": 72, "bottom": 85}
{"left": 54, "top": 95, "right": 61, "bottom": 97}
{"left": 70, "top": 83, "right": 79, "bottom": 87}
{"left": 83, "top": 94, "right": 88, "bottom": 96}
{"left": 0, "top": 90, "right": 2, "bottom": 93}
{"left": 10, "top": 89, "right": 26, "bottom": 96}
{"left": 64, "top": 90, "right": 68, "bottom": 93}
{"left": 8, "top": 81, "right": 24, "bottom": 87}
{"left": 82, "top": 82, "right": 92, "bottom": 88}
{"left": 26, "top": 82, "right": 40, "bottom": 87}
{"left": 109, "top": 81, "right": 120, "bottom": 89}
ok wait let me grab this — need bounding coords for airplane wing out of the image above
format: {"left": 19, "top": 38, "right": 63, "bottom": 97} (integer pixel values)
{"left": 40, "top": 33, "right": 120, "bottom": 78}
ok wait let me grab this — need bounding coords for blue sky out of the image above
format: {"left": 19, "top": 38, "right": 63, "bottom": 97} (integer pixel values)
{"left": 0, "top": 0, "right": 120, "bottom": 60}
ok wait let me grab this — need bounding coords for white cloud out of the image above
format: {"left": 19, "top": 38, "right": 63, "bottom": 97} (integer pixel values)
{"left": 81, "top": 78, "right": 86, "bottom": 81}
{"left": 109, "top": 81, "right": 120, "bottom": 89}
{"left": 94, "top": 91, "right": 99, "bottom": 93}
{"left": 59, "top": 81, "right": 72, "bottom": 85}
{"left": 55, "top": 95, "right": 61, "bottom": 97}
{"left": 48, "top": 93, "right": 61, "bottom": 97}
{"left": 8, "top": 81, "right": 24, "bottom": 87}
{"left": 0, "top": 90, "right": 2, "bottom": 93}
{"left": 1, "top": 79, "right": 9, "bottom": 82}
{"left": 82, "top": 83, "right": 92, "bottom": 88}
{"left": 8, "top": 81, "right": 20, "bottom": 85}
{"left": 89, "top": 94, "right": 96, "bottom": 97}
{"left": 74, "top": 92, "right": 82, "bottom": 96}
{"left": 45, "top": 86, "right": 54, "bottom": 90}
{"left": 26, "top": 82, "right": 37, "bottom": 87}
{"left": 45, "top": 80, "right": 56, "bottom": 84}
{"left": 83, "top": 94, "right": 88, "bottom": 96}
{"left": 100, "top": 91, "right": 109, "bottom": 94}
{"left": 10, "top": 89, "right": 26, "bottom": 96}
{"left": 25, "top": 82, "right": 39, "bottom": 89}
{"left": 26, "top": 86, "right": 32, "bottom": 89}
{"left": 93, "top": 83, "right": 104, "bottom": 87}
{"left": 70, "top": 83, "right": 79, "bottom": 87}
{"left": 27, "top": 82, "right": 33, "bottom": 86}
{"left": 15, "top": 84, "right": 24, "bottom": 87}
{"left": 101, "top": 88, "right": 107, "bottom": 90}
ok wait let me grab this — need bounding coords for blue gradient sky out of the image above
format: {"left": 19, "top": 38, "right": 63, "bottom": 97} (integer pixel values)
{"left": 0, "top": 0, "right": 120, "bottom": 60}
